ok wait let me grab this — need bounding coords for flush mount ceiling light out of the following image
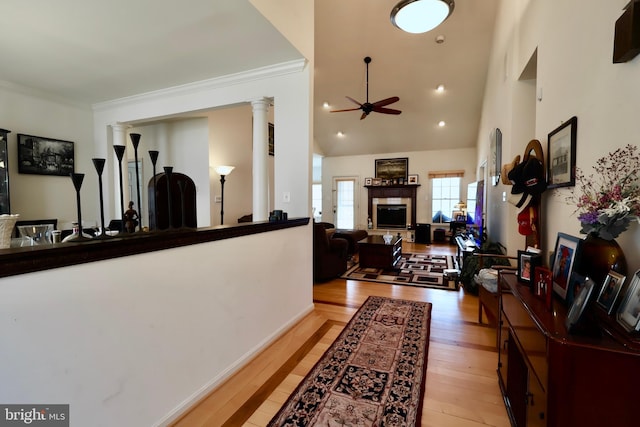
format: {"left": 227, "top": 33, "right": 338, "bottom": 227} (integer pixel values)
{"left": 391, "top": 0, "right": 455, "bottom": 34}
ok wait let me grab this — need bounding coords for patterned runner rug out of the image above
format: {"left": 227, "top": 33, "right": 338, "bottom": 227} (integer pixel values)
{"left": 268, "top": 296, "right": 431, "bottom": 426}
{"left": 341, "top": 253, "right": 457, "bottom": 291}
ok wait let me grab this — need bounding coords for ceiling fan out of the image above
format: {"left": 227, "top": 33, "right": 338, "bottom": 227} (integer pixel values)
{"left": 330, "top": 56, "right": 401, "bottom": 120}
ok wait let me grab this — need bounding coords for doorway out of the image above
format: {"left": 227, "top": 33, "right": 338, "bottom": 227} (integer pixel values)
{"left": 333, "top": 177, "right": 358, "bottom": 229}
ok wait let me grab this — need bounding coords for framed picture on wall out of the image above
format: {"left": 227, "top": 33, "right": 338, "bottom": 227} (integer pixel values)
{"left": 375, "top": 157, "right": 408, "bottom": 180}
{"left": 547, "top": 116, "right": 577, "bottom": 189}
{"left": 17, "top": 134, "right": 74, "bottom": 176}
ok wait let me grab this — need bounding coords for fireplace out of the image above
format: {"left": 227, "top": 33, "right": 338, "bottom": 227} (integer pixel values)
{"left": 376, "top": 204, "right": 407, "bottom": 229}
{"left": 366, "top": 184, "right": 419, "bottom": 229}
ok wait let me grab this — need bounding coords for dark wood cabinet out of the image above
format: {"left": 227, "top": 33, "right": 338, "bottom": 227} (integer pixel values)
{"left": 498, "top": 272, "right": 640, "bottom": 427}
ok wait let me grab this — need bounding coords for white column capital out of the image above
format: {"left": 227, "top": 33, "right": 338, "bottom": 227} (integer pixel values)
{"left": 250, "top": 98, "right": 271, "bottom": 112}
{"left": 110, "top": 123, "right": 131, "bottom": 133}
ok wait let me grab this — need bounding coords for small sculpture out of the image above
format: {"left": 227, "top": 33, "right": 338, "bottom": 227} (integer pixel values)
{"left": 123, "top": 201, "right": 139, "bottom": 233}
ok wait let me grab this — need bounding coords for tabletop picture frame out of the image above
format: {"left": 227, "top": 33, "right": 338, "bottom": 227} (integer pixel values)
{"left": 17, "top": 133, "right": 74, "bottom": 176}
{"left": 566, "top": 277, "right": 596, "bottom": 333}
{"left": 517, "top": 250, "right": 541, "bottom": 286}
{"left": 547, "top": 116, "right": 577, "bottom": 189}
{"left": 597, "top": 270, "right": 626, "bottom": 315}
{"left": 551, "top": 232, "right": 581, "bottom": 302}
{"left": 617, "top": 270, "right": 640, "bottom": 332}
{"left": 534, "top": 266, "right": 553, "bottom": 309}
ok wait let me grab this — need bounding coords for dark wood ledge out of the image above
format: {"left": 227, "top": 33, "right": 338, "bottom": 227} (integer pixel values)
{"left": 0, "top": 217, "right": 310, "bottom": 279}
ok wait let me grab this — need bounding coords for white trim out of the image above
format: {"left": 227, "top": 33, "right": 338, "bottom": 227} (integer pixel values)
{"left": 92, "top": 59, "right": 307, "bottom": 112}
{"left": 153, "top": 302, "right": 315, "bottom": 427}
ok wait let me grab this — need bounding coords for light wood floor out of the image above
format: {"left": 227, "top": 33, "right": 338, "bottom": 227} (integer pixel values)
{"left": 172, "top": 242, "right": 510, "bottom": 427}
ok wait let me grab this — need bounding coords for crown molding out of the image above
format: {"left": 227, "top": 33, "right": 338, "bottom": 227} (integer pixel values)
{"left": 0, "top": 79, "right": 92, "bottom": 111}
{"left": 92, "top": 59, "right": 306, "bottom": 112}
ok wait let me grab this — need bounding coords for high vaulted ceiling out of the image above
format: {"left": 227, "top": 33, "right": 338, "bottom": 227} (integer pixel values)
{"left": 0, "top": 0, "right": 498, "bottom": 158}
{"left": 314, "top": 0, "right": 499, "bottom": 157}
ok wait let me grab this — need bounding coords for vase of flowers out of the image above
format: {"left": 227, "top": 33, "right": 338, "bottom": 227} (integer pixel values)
{"left": 568, "top": 144, "right": 640, "bottom": 283}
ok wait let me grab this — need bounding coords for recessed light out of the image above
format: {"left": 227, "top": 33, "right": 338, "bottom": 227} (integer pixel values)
{"left": 337, "top": 131, "right": 345, "bottom": 137}
{"left": 435, "top": 35, "right": 445, "bottom": 44}
{"left": 436, "top": 84, "right": 445, "bottom": 93}
{"left": 323, "top": 101, "right": 330, "bottom": 108}
{"left": 438, "top": 121, "right": 446, "bottom": 127}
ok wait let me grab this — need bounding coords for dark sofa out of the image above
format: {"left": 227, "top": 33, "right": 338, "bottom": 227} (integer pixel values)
{"left": 313, "top": 221, "right": 348, "bottom": 282}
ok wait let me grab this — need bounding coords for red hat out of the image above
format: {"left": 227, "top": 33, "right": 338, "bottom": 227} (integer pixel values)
{"left": 518, "top": 206, "right": 537, "bottom": 236}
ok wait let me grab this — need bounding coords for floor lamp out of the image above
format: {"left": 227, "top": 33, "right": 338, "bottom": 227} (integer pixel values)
{"left": 214, "top": 165, "right": 234, "bottom": 225}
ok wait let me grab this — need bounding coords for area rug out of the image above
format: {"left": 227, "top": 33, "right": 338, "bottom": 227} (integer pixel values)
{"left": 268, "top": 296, "right": 431, "bottom": 426}
{"left": 341, "top": 253, "right": 457, "bottom": 291}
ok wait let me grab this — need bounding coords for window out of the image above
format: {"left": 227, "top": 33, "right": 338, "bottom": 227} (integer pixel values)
{"left": 312, "top": 183, "right": 322, "bottom": 221}
{"left": 430, "top": 170, "right": 464, "bottom": 223}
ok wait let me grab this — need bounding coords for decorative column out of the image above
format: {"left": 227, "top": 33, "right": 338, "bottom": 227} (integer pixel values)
{"left": 111, "top": 123, "right": 130, "bottom": 220}
{"left": 251, "top": 98, "right": 270, "bottom": 221}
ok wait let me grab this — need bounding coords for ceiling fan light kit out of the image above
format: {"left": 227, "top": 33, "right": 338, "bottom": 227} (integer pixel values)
{"left": 391, "top": 0, "right": 455, "bottom": 34}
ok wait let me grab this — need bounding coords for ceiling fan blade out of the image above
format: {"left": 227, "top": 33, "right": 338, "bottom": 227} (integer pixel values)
{"left": 372, "top": 96, "right": 400, "bottom": 107}
{"left": 373, "top": 107, "right": 402, "bottom": 115}
{"left": 345, "top": 96, "right": 363, "bottom": 106}
{"left": 330, "top": 107, "right": 362, "bottom": 113}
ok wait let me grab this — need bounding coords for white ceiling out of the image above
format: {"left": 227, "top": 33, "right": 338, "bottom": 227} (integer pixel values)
{"left": 0, "top": 0, "right": 498, "bottom": 158}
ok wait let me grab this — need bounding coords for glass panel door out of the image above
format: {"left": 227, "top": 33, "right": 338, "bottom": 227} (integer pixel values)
{"left": 333, "top": 177, "right": 356, "bottom": 229}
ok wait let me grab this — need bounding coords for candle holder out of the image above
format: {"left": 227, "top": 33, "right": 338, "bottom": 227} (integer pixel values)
{"left": 149, "top": 150, "right": 159, "bottom": 230}
{"left": 91, "top": 158, "right": 110, "bottom": 239}
{"left": 164, "top": 166, "right": 174, "bottom": 229}
{"left": 114, "top": 145, "right": 126, "bottom": 232}
{"left": 67, "top": 173, "right": 91, "bottom": 242}
{"left": 130, "top": 133, "right": 142, "bottom": 231}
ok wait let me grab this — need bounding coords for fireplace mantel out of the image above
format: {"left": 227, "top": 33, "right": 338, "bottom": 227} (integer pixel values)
{"left": 365, "top": 184, "right": 420, "bottom": 229}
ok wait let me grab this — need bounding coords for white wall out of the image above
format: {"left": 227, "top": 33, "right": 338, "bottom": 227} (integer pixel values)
{"left": 0, "top": 83, "right": 97, "bottom": 228}
{"left": 478, "top": 0, "right": 640, "bottom": 273}
{"left": 323, "top": 148, "right": 477, "bottom": 229}
{"left": 1, "top": 60, "right": 313, "bottom": 426}
{"left": 0, "top": 226, "right": 313, "bottom": 427}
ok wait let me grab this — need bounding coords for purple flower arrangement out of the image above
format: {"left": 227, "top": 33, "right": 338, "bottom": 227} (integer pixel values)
{"left": 569, "top": 144, "right": 640, "bottom": 240}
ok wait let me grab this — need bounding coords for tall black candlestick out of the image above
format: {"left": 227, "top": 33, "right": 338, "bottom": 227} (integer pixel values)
{"left": 114, "top": 145, "right": 126, "bottom": 232}
{"left": 130, "top": 133, "right": 142, "bottom": 231}
{"left": 149, "top": 150, "right": 159, "bottom": 230}
{"left": 91, "top": 158, "right": 110, "bottom": 239}
{"left": 68, "top": 173, "right": 91, "bottom": 242}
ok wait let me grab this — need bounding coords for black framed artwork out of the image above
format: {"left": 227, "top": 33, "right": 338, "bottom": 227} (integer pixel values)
{"left": 547, "top": 116, "right": 577, "bottom": 189}
{"left": 17, "top": 133, "right": 74, "bottom": 176}
{"left": 375, "top": 158, "right": 408, "bottom": 180}
{"left": 0, "top": 128, "right": 10, "bottom": 214}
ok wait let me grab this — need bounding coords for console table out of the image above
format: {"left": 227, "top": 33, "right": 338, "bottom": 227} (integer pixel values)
{"left": 358, "top": 235, "right": 402, "bottom": 269}
{"left": 498, "top": 273, "right": 640, "bottom": 427}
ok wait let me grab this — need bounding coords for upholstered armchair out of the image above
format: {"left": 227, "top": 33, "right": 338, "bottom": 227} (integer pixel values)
{"left": 313, "top": 221, "right": 348, "bottom": 282}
